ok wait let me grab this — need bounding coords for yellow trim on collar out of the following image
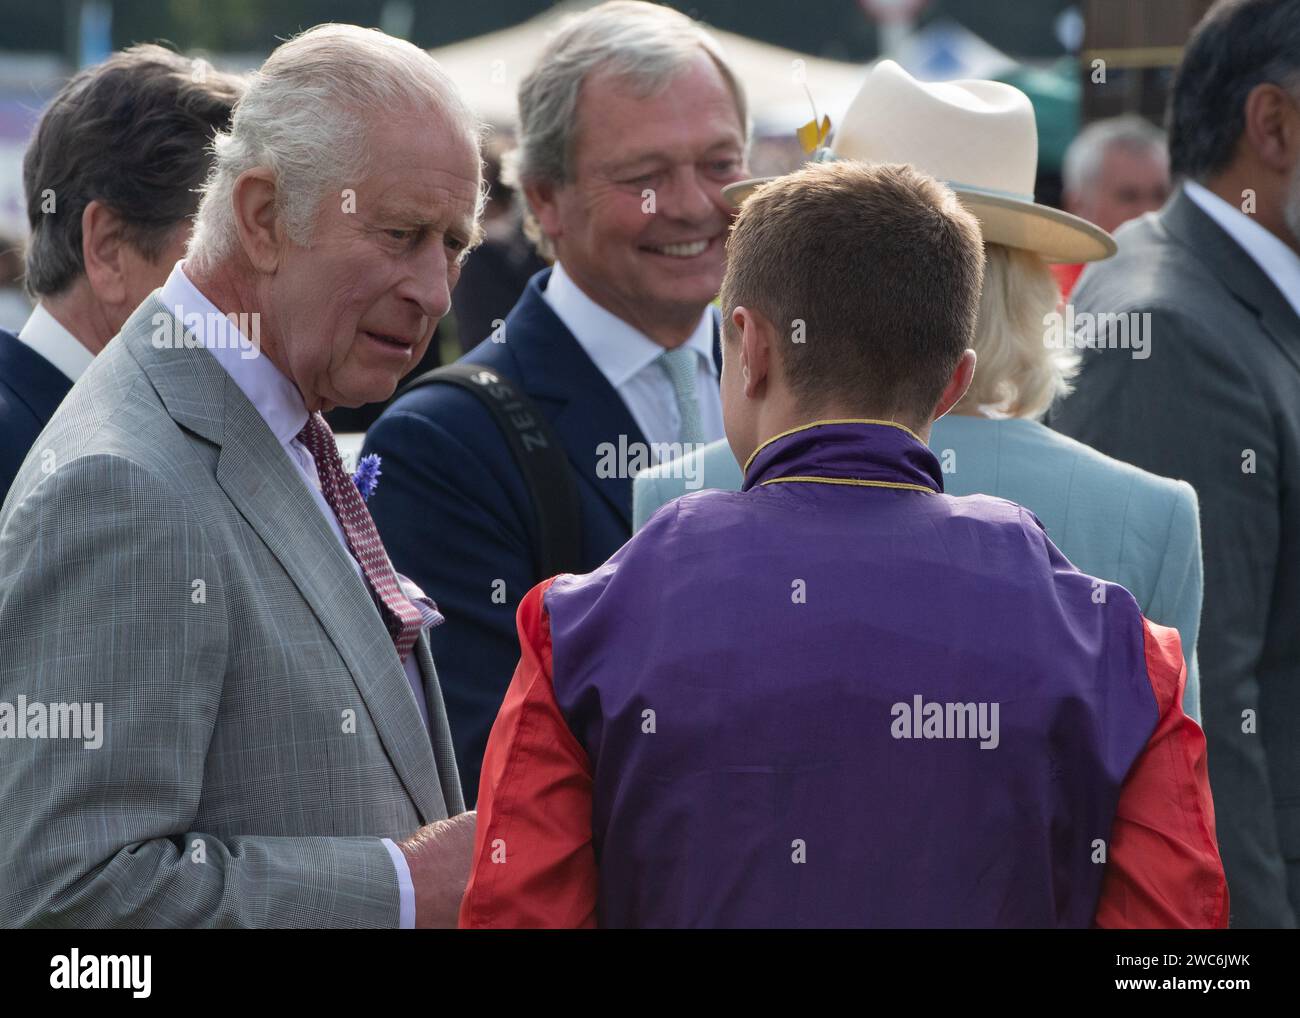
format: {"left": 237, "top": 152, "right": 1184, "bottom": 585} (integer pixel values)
{"left": 742, "top": 418, "right": 924, "bottom": 474}
{"left": 758, "top": 476, "right": 935, "bottom": 493}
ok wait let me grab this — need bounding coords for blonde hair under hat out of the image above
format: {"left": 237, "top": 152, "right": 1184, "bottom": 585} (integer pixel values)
{"left": 725, "top": 59, "right": 1116, "bottom": 264}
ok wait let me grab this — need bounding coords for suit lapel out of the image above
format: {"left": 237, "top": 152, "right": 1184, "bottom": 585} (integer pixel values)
{"left": 1163, "top": 187, "right": 1300, "bottom": 376}
{"left": 125, "top": 297, "right": 445, "bottom": 824}
{"left": 495, "top": 273, "right": 723, "bottom": 530}
{"left": 502, "top": 273, "right": 648, "bottom": 528}
{"left": 550, "top": 379, "right": 644, "bottom": 530}
{"left": 415, "top": 639, "right": 462, "bottom": 814}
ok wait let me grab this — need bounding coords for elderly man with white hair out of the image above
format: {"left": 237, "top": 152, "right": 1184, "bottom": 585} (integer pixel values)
{"left": 363, "top": 0, "right": 750, "bottom": 803}
{"left": 1054, "top": 114, "right": 1170, "bottom": 298}
{"left": 0, "top": 24, "right": 480, "bottom": 928}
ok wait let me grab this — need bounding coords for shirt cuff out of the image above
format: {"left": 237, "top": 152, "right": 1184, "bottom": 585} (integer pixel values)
{"left": 381, "top": 837, "right": 416, "bottom": 929}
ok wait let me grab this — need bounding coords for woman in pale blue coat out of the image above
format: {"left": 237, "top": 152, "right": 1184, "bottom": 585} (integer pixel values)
{"left": 633, "top": 242, "right": 1203, "bottom": 720}
{"left": 927, "top": 244, "right": 1203, "bottom": 721}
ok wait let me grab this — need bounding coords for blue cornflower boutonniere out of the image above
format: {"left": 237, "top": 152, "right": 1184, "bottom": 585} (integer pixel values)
{"left": 352, "top": 453, "right": 382, "bottom": 501}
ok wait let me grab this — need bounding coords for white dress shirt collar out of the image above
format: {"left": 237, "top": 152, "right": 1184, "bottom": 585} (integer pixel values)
{"left": 158, "top": 261, "right": 309, "bottom": 446}
{"left": 544, "top": 261, "right": 718, "bottom": 385}
{"left": 1183, "top": 179, "right": 1300, "bottom": 321}
{"left": 17, "top": 302, "right": 95, "bottom": 384}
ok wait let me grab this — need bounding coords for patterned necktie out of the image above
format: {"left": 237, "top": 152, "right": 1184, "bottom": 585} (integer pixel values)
{"left": 296, "top": 411, "right": 423, "bottom": 662}
{"left": 658, "top": 345, "right": 705, "bottom": 446}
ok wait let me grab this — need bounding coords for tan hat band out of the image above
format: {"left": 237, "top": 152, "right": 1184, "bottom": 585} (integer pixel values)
{"left": 813, "top": 148, "right": 1034, "bottom": 204}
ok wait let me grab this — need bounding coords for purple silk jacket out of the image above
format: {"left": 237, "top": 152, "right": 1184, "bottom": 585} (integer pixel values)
{"left": 541, "top": 420, "right": 1161, "bottom": 927}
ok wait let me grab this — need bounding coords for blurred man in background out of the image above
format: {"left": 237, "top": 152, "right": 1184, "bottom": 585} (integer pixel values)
{"left": 1052, "top": 0, "right": 1300, "bottom": 927}
{"left": 0, "top": 45, "right": 242, "bottom": 503}
{"left": 1054, "top": 114, "right": 1170, "bottom": 298}
{"left": 363, "top": 0, "right": 749, "bottom": 802}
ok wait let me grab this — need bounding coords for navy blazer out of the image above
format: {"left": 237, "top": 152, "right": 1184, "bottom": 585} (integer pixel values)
{"left": 0, "top": 328, "right": 74, "bottom": 506}
{"left": 364, "top": 269, "right": 721, "bottom": 801}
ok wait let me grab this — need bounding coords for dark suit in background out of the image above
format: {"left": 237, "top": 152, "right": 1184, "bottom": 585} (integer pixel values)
{"left": 1051, "top": 186, "right": 1300, "bottom": 927}
{"left": 0, "top": 328, "right": 73, "bottom": 504}
{"left": 450, "top": 217, "right": 548, "bottom": 356}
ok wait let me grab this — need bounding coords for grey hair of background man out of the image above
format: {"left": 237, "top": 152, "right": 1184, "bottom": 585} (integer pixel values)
{"left": 187, "top": 23, "right": 486, "bottom": 274}
{"left": 503, "top": 0, "right": 751, "bottom": 259}
{"left": 1061, "top": 115, "right": 1167, "bottom": 197}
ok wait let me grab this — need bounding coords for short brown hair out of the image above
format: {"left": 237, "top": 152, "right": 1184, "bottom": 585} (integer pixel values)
{"left": 23, "top": 44, "right": 243, "bottom": 297}
{"left": 719, "top": 161, "right": 985, "bottom": 426}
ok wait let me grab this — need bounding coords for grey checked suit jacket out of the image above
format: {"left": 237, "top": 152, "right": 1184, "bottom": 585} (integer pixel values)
{"left": 1050, "top": 186, "right": 1300, "bottom": 928}
{"left": 0, "top": 296, "right": 464, "bottom": 928}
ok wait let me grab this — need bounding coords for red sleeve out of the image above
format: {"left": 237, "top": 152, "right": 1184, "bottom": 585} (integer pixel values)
{"left": 1093, "top": 618, "right": 1229, "bottom": 928}
{"left": 458, "top": 578, "right": 598, "bottom": 929}
{"left": 1050, "top": 261, "right": 1084, "bottom": 301}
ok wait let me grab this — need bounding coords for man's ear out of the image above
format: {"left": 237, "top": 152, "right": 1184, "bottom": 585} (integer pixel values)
{"left": 733, "top": 305, "right": 772, "bottom": 400}
{"left": 231, "top": 167, "right": 285, "bottom": 273}
{"left": 932, "top": 349, "right": 977, "bottom": 421}
{"left": 523, "top": 179, "right": 562, "bottom": 247}
{"left": 1243, "top": 82, "right": 1300, "bottom": 177}
{"left": 80, "top": 200, "right": 129, "bottom": 306}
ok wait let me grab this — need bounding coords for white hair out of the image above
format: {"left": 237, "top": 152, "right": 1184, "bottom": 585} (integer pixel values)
{"left": 1062, "top": 114, "right": 1167, "bottom": 198}
{"left": 187, "top": 23, "right": 484, "bottom": 273}
{"left": 504, "top": 0, "right": 749, "bottom": 258}
{"left": 955, "top": 244, "right": 1077, "bottom": 420}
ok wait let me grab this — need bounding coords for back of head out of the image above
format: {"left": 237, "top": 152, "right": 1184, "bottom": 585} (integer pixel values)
{"left": 22, "top": 44, "right": 243, "bottom": 299}
{"left": 1168, "top": 0, "right": 1300, "bottom": 182}
{"left": 719, "top": 160, "right": 985, "bottom": 430}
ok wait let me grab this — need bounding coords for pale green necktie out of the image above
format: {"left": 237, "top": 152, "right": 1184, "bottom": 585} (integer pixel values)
{"left": 657, "top": 345, "right": 705, "bottom": 446}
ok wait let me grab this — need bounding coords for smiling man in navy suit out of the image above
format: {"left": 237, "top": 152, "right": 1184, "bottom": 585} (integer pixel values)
{"left": 0, "top": 45, "right": 241, "bottom": 505}
{"left": 363, "top": 1, "right": 749, "bottom": 800}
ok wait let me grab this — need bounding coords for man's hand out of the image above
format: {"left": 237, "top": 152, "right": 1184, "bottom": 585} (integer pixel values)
{"left": 398, "top": 810, "right": 477, "bottom": 928}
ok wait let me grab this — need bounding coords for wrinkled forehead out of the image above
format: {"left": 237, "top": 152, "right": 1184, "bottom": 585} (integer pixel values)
{"left": 371, "top": 174, "right": 481, "bottom": 230}
{"left": 359, "top": 112, "right": 484, "bottom": 233}
{"left": 1102, "top": 141, "right": 1169, "bottom": 173}
{"left": 574, "top": 53, "right": 746, "bottom": 169}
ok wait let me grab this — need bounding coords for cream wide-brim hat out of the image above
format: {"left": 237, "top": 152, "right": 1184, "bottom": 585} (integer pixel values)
{"left": 724, "top": 59, "right": 1116, "bottom": 264}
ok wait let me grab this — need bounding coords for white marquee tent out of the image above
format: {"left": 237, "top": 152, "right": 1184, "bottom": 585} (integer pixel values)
{"left": 427, "top": 1, "right": 869, "bottom": 136}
